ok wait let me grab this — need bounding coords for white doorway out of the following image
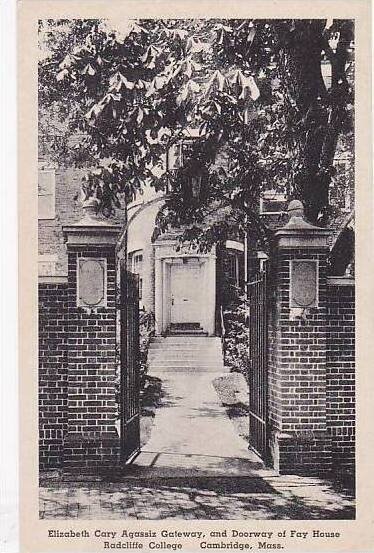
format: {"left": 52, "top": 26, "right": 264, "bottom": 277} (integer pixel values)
{"left": 153, "top": 240, "right": 217, "bottom": 336}
{"left": 170, "top": 260, "right": 201, "bottom": 324}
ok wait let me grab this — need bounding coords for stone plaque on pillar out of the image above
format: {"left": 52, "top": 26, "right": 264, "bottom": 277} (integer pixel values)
{"left": 290, "top": 259, "right": 318, "bottom": 308}
{"left": 77, "top": 257, "right": 107, "bottom": 307}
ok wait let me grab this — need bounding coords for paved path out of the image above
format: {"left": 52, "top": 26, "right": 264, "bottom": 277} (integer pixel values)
{"left": 134, "top": 370, "right": 265, "bottom": 477}
{"left": 39, "top": 473, "right": 355, "bottom": 520}
{"left": 39, "top": 366, "right": 355, "bottom": 520}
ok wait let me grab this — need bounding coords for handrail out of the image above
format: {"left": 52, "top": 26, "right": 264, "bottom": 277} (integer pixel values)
{"left": 247, "top": 278, "right": 263, "bottom": 286}
{"left": 220, "top": 305, "right": 226, "bottom": 355}
{"left": 220, "top": 305, "right": 225, "bottom": 338}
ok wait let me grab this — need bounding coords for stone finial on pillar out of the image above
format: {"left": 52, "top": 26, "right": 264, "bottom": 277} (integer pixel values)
{"left": 80, "top": 197, "right": 100, "bottom": 222}
{"left": 287, "top": 199, "right": 305, "bottom": 220}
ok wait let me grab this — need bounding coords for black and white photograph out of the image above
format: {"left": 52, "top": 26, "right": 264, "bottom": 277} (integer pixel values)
{"left": 35, "top": 14, "right": 358, "bottom": 527}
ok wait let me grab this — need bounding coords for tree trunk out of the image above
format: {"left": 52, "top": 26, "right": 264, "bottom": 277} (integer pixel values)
{"left": 274, "top": 20, "right": 353, "bottom": 224}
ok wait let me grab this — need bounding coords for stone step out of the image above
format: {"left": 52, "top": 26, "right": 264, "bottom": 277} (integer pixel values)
{"left": 151, "top": 336, "right": 221, "bottom": 343}
{"left": 149, "top": 341, "right": 221, "bottom": 349}
{"left": 167, "top": 330, "right": 208, "bottom": 336}
{"left": 148, "top": 348, "right": 221, "bottom": 355}
{"left": 149, "top": 344, "right": 222, "bottom": 355}
{"left": 149, "top": 359, "right": 222, "bottom": 365}
{"left": 148, "top": 356, "right": 223, "bottom": 364}
{"left": 169, "top": 322, "right": 203, "bottom": 330}
{"left": 149, "top": 344, "right": 220, "bottom": 350}
{"left": 148, "top": 348, "right": 222, "bottom": 358}
{"left": 150, "top": 366, "right": 226, "bottom": 373}
{"left": 148, "top": 336, "right": 224, "bottom": 374}
{"left": 150, "top": 361, "right": 224, "bottom": 368}
{"left": 149, "top": 357, "right": 224, "bottom": 365}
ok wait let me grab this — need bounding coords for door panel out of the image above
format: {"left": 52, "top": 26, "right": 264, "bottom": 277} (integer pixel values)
{"left": 170, "top": 262, "right": 201, "bottom": 323}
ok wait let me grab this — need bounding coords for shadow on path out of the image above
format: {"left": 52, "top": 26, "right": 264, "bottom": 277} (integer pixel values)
{"left": 39, "top": 472, "right": 355, "bottom": 520}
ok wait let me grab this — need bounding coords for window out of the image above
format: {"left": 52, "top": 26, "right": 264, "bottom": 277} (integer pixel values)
{"left": 226, "top": 251, "right": 244, "bottom": 288}
{"left": 38, "top": 167, "right": 56, "bottom": 219}
{"left": 260, "top": 190, "right": 287, "bottom": 215}
{"left": 38, "top": 254, "right": 57, "bottom": 276}
{"left": 227, "top": 253, "right": 239, "bottom": 286}
{"left": 128, "top": 250, "right": 143, "bottom": 303}
{"left": 168, "top": 142, "right": 184, "bottom": 170}
{"left": 321, "top": 59, "right": 332, "bottom": 90}
{"left": 131, "top": 251, "right": 143, "bottom": 274}
{"left": 331, "top": 158, "right": 353, "bottom": 213}
{"left": 167, "top": 138, "right": 197, "bottom": 171}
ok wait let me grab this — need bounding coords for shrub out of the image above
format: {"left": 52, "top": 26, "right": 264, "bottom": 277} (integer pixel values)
{"left": 223, "top": 293, "right": 250, "bottom": 379}
{"left": 114, "top": 309, "right": 155, "bottom": 417}
{"left": 139, "top": 310, "right": 155, "bottom": 386}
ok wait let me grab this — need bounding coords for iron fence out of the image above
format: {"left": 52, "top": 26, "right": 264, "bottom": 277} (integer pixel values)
{"left": 120, "top": 263, "right": 141, "bottom": 463}
{"left": 248, "top": 268, "right": 269, "bottom": 460}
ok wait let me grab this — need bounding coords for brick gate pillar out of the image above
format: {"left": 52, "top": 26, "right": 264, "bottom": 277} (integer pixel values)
{"left": 268, "top": 200, "right": 332, "bottom": 475}
{"left": 62, "top": 201, "right": 121, "bottom": 468}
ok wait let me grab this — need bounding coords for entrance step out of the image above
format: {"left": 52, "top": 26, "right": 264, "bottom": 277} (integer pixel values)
{"left": 148, "top": 356, "right": 223, "bottom": 363}
{"left": 167, "top": 329, "right": 208, "bottom": 336}
{"left": 148, "top": 336, "right": 225, "bottom": 374}
{"left": 150, "top": 336, "right": 221, "bottom": 344}
{"left": 167, "top": 323, "right": 207, "bottom": 336}
{"left": 170, "top": 323, "right": 201, "bottom": 330}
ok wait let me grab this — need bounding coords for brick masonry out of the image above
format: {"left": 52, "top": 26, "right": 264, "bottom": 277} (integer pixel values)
{"left": 326, "top": 282, "right": 355, "bottom": 474}
{"left": 63, "top": 243, "right": 120, "bottom": 468}
{"left": 38, "top": 167, "right": 126, "bottom": 276}
{"left": 38, "top": 240, "right": 121, "bottom": 469}
{"left": 39, "top": 192, "right": 355, "bottom": 474}
{"left": 267, "top": 247, "right": 355, "bottom": 476}
{"left": 39, "top": 282, "right": 69, "bottom": 468}
{"left": 39, "top": 261, "right": 355, "bottom": 473}
{"left": 38, "top": 168, "right": 83, "bottom": 276}
{"left": 268, "top": 247, "right": 332, "bottom": 476}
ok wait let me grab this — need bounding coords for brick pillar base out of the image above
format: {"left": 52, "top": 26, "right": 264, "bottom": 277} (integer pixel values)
{"left": 63, "top": 431, "right": 120, "bottom": 469}
{"left": 270, "top": 432, "right": 332, "bottom": 476}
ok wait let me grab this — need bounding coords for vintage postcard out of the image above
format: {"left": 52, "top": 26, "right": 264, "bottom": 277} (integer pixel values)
{"left": 19, "top": 0, "right": 373, "bottom": 552}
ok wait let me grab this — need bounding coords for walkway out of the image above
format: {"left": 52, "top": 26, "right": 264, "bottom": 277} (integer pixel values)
{"left": 39, "top": 337, "right": 355, "bottom": 520}
{"left": 134, "top": 368, "right": 266, "bottom": 477}
{"left": 39, "top": 471, "right": 355, "bottom": 520}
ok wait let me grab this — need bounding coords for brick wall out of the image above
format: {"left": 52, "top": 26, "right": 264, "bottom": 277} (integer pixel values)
{"left": 268, "top": 247, "right": 332, "bottom": 475}
{"left": 38, "top": 167, "right": 126, "bottom": 276}
{"left": 39, "top": 282, "right": 69, "bottom": 468}
{"left": 39, "top": 242, "right": 120, "bottom": 469}
{"left": 326, "top": 281, "right": 355, "bottom": 474}
{"left": 64, "top": 244, "right": 119, "bottom": 468}
{"left": 267, "top": 248, "right": 355, "bottom": 476}
{"left": 38, "top": 168, "right": 82, "bottom": 275}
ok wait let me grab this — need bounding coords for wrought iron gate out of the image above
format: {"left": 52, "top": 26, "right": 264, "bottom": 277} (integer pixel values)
{"left": 120, "top": 261, "right": 140, "bottom": 463}
{"left": 248, "top": 268, "right": 269, "bottom": 460}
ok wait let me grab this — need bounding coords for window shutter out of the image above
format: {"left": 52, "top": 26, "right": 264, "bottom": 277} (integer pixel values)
{"left": 38, "top": 169, "right": 55, "bottom": 219}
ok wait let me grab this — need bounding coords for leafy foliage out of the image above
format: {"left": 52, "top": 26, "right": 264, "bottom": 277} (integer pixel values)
{"left": 138, "top": 309, "right": 156, "bottom": 386}
{"left": 39, "top": 18, "right": 354, "bottom": 245}
{"left": 223, "top": 293, "right": 250, "bottom": 377}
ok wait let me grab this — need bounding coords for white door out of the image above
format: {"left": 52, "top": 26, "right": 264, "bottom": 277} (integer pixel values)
{"left": 170, "top": 261, "right": 201, "bottom": 324}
